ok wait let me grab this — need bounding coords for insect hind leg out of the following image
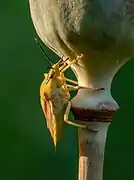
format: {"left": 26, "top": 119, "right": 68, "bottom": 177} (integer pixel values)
{"left": 64, "top": 102, "right": 87, "bottom": 129}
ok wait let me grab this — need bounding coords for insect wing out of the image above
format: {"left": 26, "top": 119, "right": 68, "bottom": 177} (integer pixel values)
{"left": 40, "top": 97, "right": 55, "bottom": 141}
{"left": 40, "top": 96, "right": 65, "bottom": 147}
{"left": 40, "top": 98, "right": 52, "bottom": 127}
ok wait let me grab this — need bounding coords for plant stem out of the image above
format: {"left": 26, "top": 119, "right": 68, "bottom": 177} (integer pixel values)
{"left": 78, "top": 122, "right": 110, "bottom": 180}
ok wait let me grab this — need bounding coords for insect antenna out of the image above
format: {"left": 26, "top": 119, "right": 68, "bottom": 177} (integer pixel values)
{"left": 35, "top": 37, "right": 53, "bottom": 66}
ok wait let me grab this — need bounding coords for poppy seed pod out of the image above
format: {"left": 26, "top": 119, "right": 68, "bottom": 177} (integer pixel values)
{"left": 29, "top": 0, "right": 134, "bottom": 114}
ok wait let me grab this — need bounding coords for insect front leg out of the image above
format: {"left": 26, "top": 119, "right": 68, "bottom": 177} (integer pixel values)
{"left": 60, "top": 54, "right": 84, "bottom": 73}
{"left": 64, "top": 102, "right": 87, "bottom": 128}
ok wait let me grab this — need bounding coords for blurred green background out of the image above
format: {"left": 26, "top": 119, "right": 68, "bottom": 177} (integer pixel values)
{"left": 0, "top": 1, "right": 134, "bottom": 180}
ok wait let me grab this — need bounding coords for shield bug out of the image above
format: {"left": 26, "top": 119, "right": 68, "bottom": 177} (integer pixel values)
{"left": 36, "top": 38, "right": 104, "bottom": 150}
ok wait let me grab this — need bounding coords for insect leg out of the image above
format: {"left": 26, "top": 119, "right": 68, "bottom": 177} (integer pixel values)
{"left": 60, "top": 54, "right": 84, "bottom": 73}
{"left": 64, "top": 102, "right": 87, "bottom": 128}
{"left": 67, "top": 85, "right": 93, "bottom": 91}
{"left": 67, "top": 85, "right": 105, "bottom": 92}
{"left": 65, "top": 78, "right": 78, "bottom": 85}
{"left": 59, "top": 73, "right": 78, "bottom": 86}
{"left": 60, "top": 59, "right": 76, "bottom": 72}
